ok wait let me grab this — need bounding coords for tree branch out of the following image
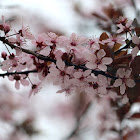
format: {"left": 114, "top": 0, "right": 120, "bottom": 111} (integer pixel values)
{"left": 114, "top": 40, "right": 132, "bottom": 55}
{"left": 0, "top": 37, "right": 118, "bottom": 80}
{"left": 0, "top": 69, "right": 37, "bottom": 77}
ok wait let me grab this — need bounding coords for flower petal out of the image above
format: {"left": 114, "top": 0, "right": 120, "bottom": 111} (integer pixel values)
{"left": 120, "top": 83, "right": 126, "bottom": 95}
{"left": 113, "top": 79, "right": 122, "bottom": 87}
{"left": 102, "top": 57, "right": 113, "bottom": 65}
{"left": 98, "top": 63, "right": 107, "bottom": 71}
{"left": 126, "top": 79, "right": 136, "bottom": 88}
{"left": 97, "top": 49, "right": 106, "bottom": 59}
{"left": 56, "top": 59, "right": 65, "bottom": 71}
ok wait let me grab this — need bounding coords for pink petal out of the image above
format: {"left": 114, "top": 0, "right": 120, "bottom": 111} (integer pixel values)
{"left": 131, "top": 47, "right": 139, "bottom": 56}
{"left": 117, "top": 68, "right": 125, "bottom": 78}
{"left": 97, "top": 49, "right": 106, "bottom": 59}
{"left": 120, "top": 83, "right": 126, "bottom": 95}
{"left": 74, "top": 72, "right": 82, "bottom": 79}
{"left": 126, "top": 79, "right": 136, "bottom": 88}
{"left": 70, "top": 33, "right": 77, "bottom": 40}
{"left": 102, "top": 57, "right": 113, "bottom": 65}
{"left": 98, "top": 63, "right": 107, "bottom": 71}
{"left": 132, "top": 35, "right": 140, "bottom": 45}
{"left": 113, "top": 79, "right": 122, "bottom": 87}
{"left": 56, "top": 59, "right": 65, "bottom": 71}
{"left": 66, "top": 66, "right": 74, "bottom": 74}
{"left": 15, "top": 81, "right": 20, "bottom": 90}
{"left": 20, "top": 79, "right": 29, "bottom": 86}
{"left": 86, "top": 62, "right": 97, "bottom": 69}
{"left": 83, "top": 70, "right": 91, "bottom": 77}
{"left": 98, "top": 86, "right": 107, "bottom": 94}
{"left": 125, "top": 69, "right": 131, "bottom": 78}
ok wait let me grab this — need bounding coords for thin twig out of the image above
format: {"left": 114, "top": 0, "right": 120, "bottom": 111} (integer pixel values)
{"left": 0, "top": 69, "right": 37, "bottom": 77}
{"left": 114, "top": 40, "right": 132, "bottom": 55}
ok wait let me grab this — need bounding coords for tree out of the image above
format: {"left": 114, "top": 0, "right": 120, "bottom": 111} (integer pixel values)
{"left": 0, "top": 0, "right": 140, "bottom": 139}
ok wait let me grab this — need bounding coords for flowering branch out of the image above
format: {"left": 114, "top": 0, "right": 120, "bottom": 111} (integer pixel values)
{"left": 0, "top": 37, "right": 117, "bottom": 80}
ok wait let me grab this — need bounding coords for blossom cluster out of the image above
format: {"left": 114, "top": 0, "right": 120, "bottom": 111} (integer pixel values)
{"left": 0, "top": 16, "right": 139, "bottom": 102}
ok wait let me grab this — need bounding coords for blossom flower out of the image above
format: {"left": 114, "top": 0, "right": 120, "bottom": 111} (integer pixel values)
{"left": 44, "top": 32, "right": 67, "bottom": 47}
{"left": 116, "top": 20, "right": 133, "bottom": 34}
{"left": 103, "top": 35, "right": 125, "bottom": 48}
{"left": 8, "top": 34, "right": 26, "bottom": 47}
{"left": 32, "top": 33, "right": 47, "bottom": 49}
{"left": 131, "top": 35, "right": 140, "bottom": 57}
{"left": 67, "top": 33, "right": 88, "bottom": 50}
{"left": 8, "top": 74, "right": 29, "bottom": 90}
{"left": 85, "top": 74, "right": 108, "bottom": 96}
{"left": 86, "top": 49, "right": 113, "bottom": 71}
{"left": 1, "top": 53, "right": 26, "bottom": 72}
{"left": 0, "top": 16, "right": 11, "bottom": 34}
{"left": 71, "top": 70, "right": 92, "bottom": 92}
{"left": 86, "top": 37, "right": 104, "bottom": 53}
{"left": 48, "top": 59, "right": 74, "bottom": 86}
{"left": 19, "top": 23, "right": 34, "bottom": 40}
{"left": 29, "top": 82, "right": 42, "bottom": 98}
{"left": 113, "top": 68, "right": 135, "bottom": 95}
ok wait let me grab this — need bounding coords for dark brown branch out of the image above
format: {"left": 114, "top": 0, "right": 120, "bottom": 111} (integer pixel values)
{"left": 0, "top": 37, "right": 117, "bottom": 80}
{"left": 114, "top": 40, "right": 132, "bottom": 55}
{"left": 0, "top": 69, "right": 37, "bottom": 77}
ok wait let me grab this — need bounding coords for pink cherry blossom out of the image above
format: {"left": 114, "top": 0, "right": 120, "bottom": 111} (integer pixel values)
{"left": 86, "top": 37, "right": 104, "bottom": 53}
{"left": 8, "top": 74, "right": 29, "bottom": 90}
{"left": 1, "top": 53, "right": 26, "bottom": 72}
{"left": 113, "top": 68, "right": 135, "bottom": 95}
{"left": 86, "top": 49, "right": 113, "bottom": 71}
{"left": 44, "top": 32, "right": 67, "bottom": 47}
{"left": 29, "top": 82, "right": 42, "bottom": 98}
{"left": 32, "top": 33, "right": 47, "bottom": 49}
{"left": 71, "top": 70, "right": 91, "bottom": 92}
{"left": 8, "top": 34, "right": 26, "bottom": 47}
{"left": 67, "top": 33, "right": 88, "bottom": 50}
{"left": 49, "top": 59, "right": 74, "bottom": 87}
{"left": 0, "top": 16, "right": 11, "bottom": 34}
{"left": 19, "top": 23, "right": 34, "bottom": 40}
{"left": 85, "top": 74, "right": 108, "bottom": 96}
{"left": 103, "top": 36, "right": 125, "bottom": 48}
{"left": 116, "top": 20, "right": 133, "bottom": 34}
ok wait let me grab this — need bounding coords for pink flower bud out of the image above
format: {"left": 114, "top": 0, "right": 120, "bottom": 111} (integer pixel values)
{"left": 1, "top": 51, "right": 7, "bottom": 60}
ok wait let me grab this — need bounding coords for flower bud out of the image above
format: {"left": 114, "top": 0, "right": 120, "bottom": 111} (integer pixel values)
{"left": 1, "top": 51, "right": 7, "bottom": 60}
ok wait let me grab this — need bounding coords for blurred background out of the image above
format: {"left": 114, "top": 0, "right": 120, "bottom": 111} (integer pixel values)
{"left": 0, "top": 0, "right": 140, "bottom": 140}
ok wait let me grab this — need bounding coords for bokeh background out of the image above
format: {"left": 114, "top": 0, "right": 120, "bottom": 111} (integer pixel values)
{"left": 0, "top": 0, "right": 140, "bottom": 140}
